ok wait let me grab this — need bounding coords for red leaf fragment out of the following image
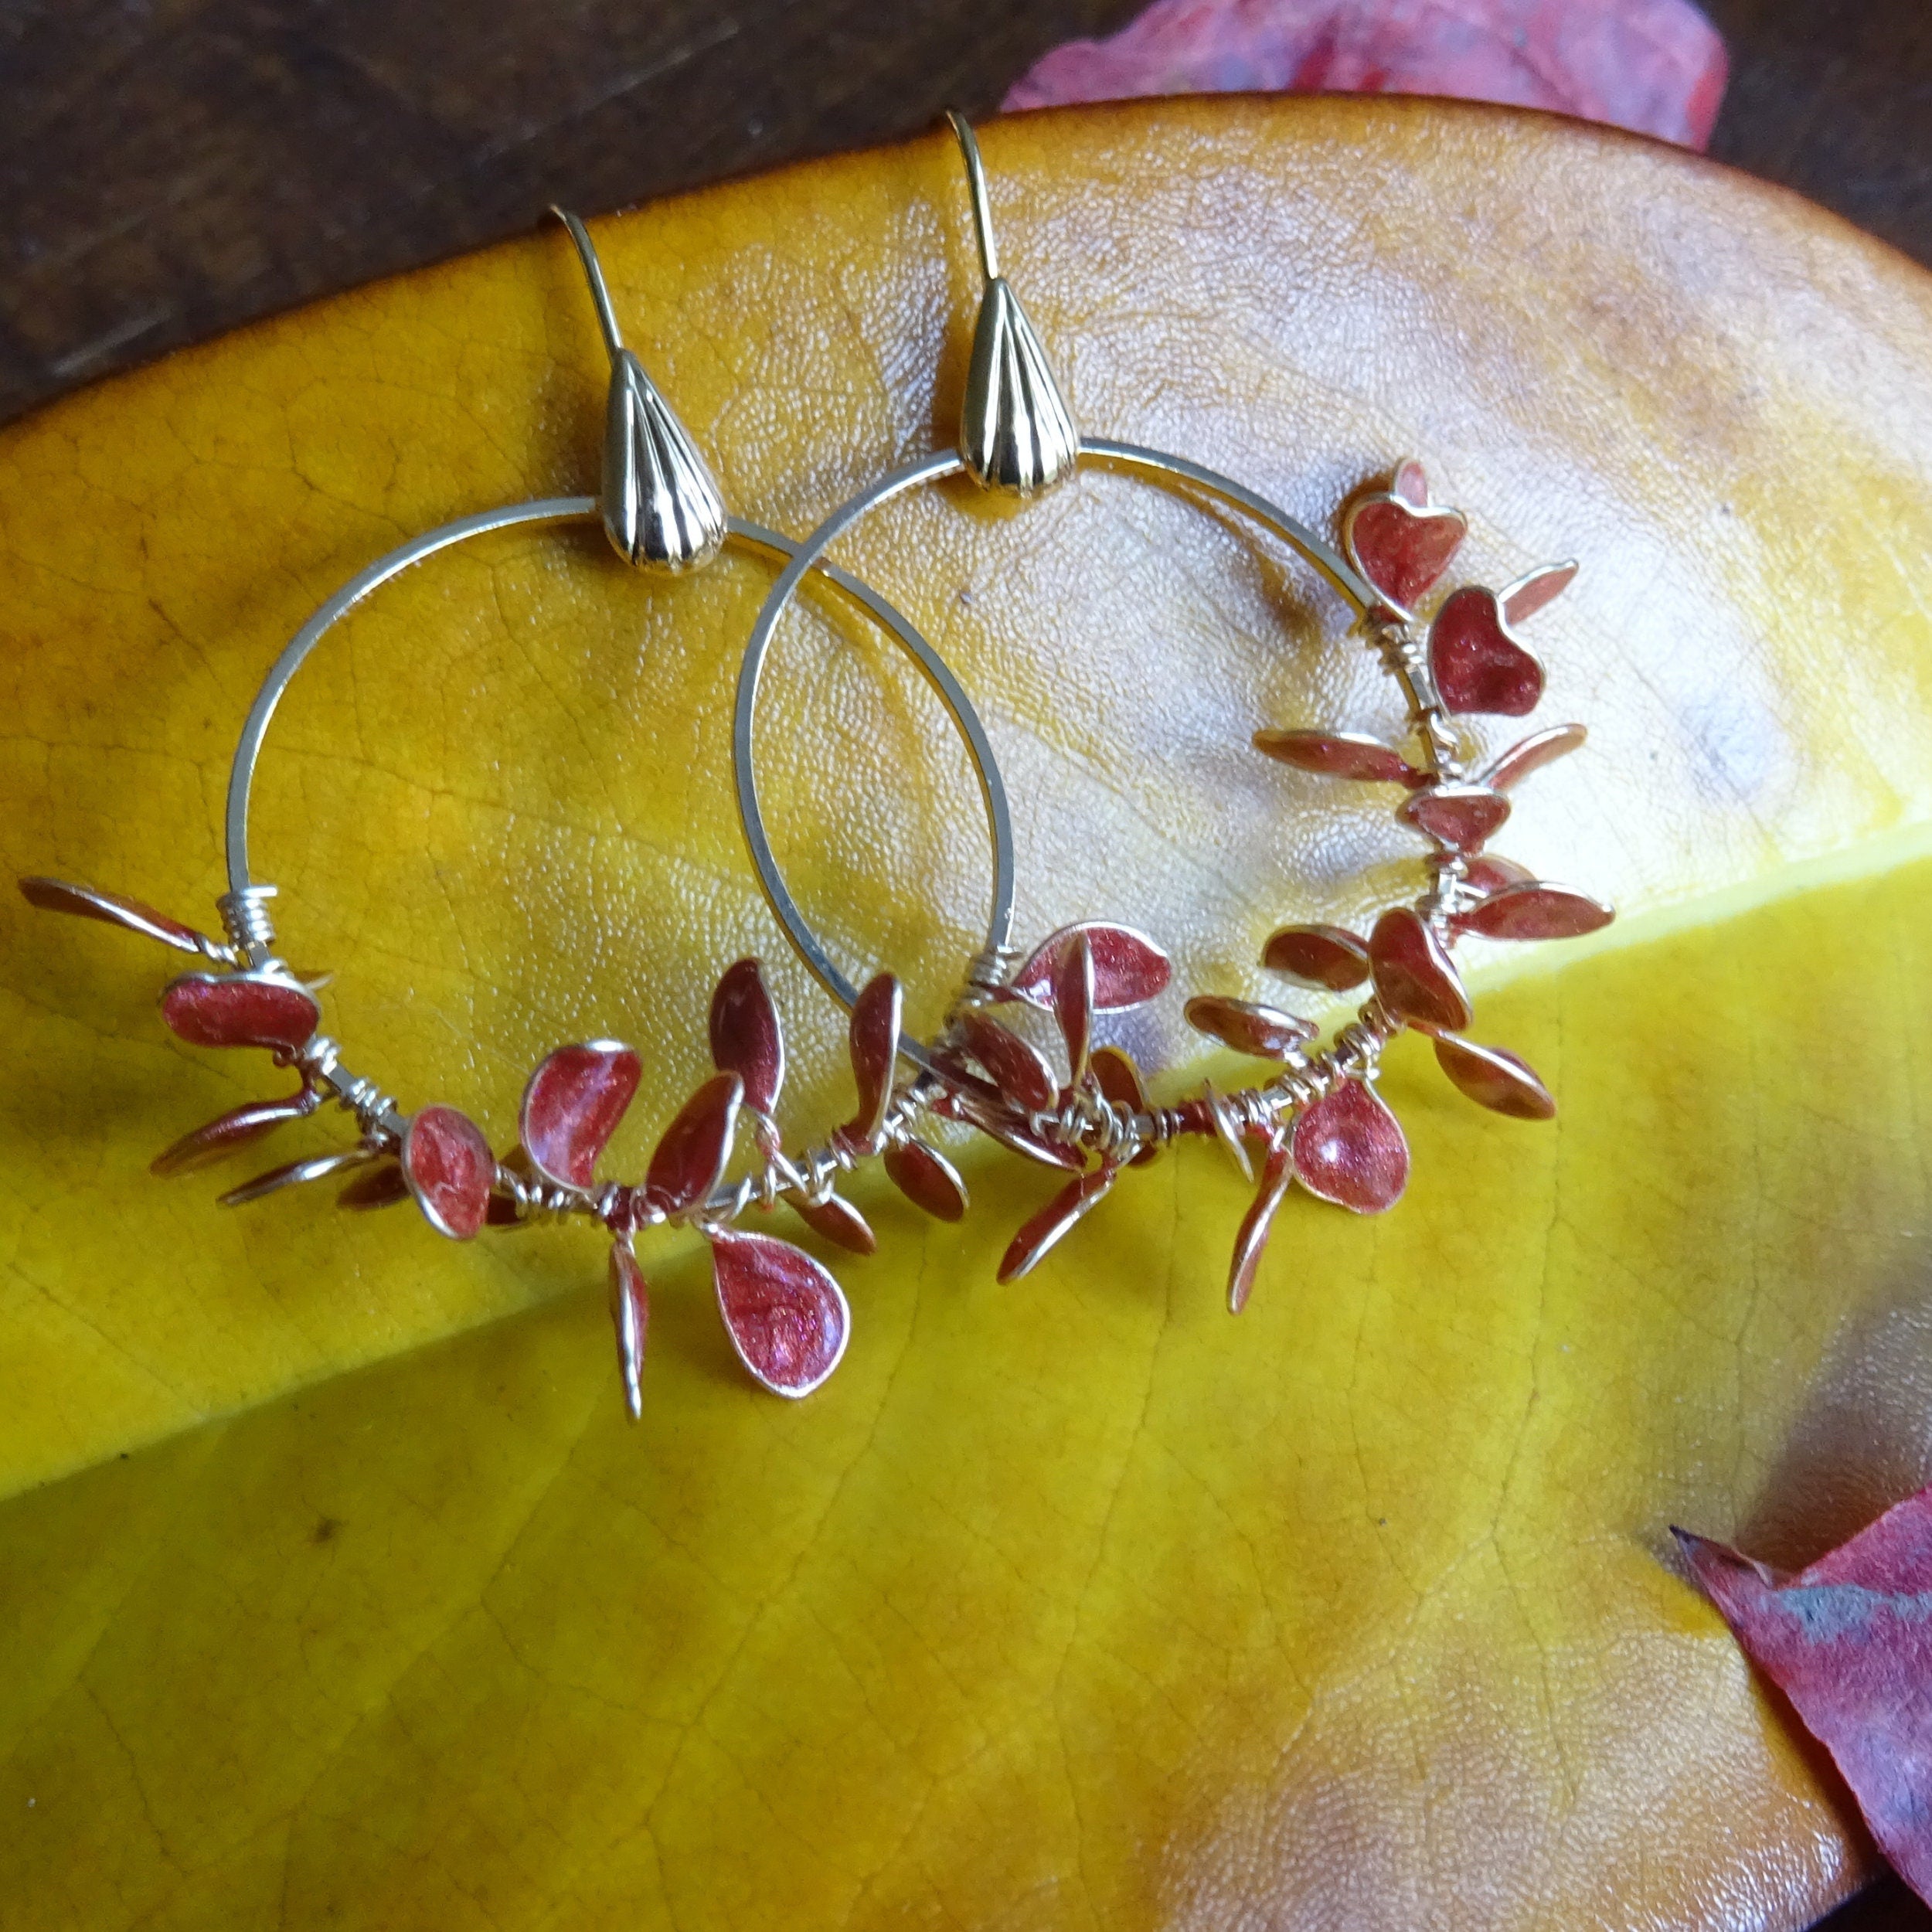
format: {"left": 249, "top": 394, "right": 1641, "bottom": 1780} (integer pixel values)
{"left": 1481, "top": 722, "right": 1587, "bottom": 793}
{"left": 19, "top": 876, "right": 211, "bottom": 954}
{"left": 1261, "top": 923, "right": 1371, "bottom": 992}
{"left": 1007, "top": 922, "right": 1170, "bottom": 1012}
{"left": 1678, "top": 1486, "right": 1932, "bottom": 1906}
{"left": 1056, "top": 928, "right": 1096, "bottom": 1085}
{"left": 160, "top": 971, "right": 320, "bottom": 1056}
{"left": 1342, "top": 473, "right": 1468, "bottom": 616}
{"left": 883, "top": 1135, "right": 969, "bottom": 1221}
{"left": 1432, "top": 1035, "right": 1556, "bottom": 1120}
{"left": 1401, "top": 782, "right": 1511, "bottom": 852}
{"left": 1462, "top": 853, "right": 1536, "bottom": 898}
{"left": 957, "top": 1009, "right": 1058, "bottom": 1114}
{"left": 1088, "top": 1043, "right": 1146, "bottom": 1112}
{"left": 609, "top": 1240, "right": 649, "bottom": 1420}
{"left": 151, "top": 1087, "right": 317, "bottom": 1176}
{"left": 1253, "top": 730, "right": 1423, "bottom": 786}
{"left": 1369, "top": 906, "right": 1472, "bottom": 1032}
{"left": 709, "top": 957, "right": 785, "bottom": 1115}
{"left": 1292, "top": 1080, "right": 1410, "bottom": 1213}
{"left": 519, "top": 1040, "right": 641, "bottom": 1191}
{"left": 337, "top": 1159, "right": 410, "bottom": 1212}
{"left": 845, "top": 972, "right": 903, "bottom": 1147}
{"left": 998, "top": 1162, "right": 1120, "bottom": 1282}
{"left": 643, "top": 1072, "right": 743, "bottom": 1216}
{"left": 1500, "top": 559, "right": 1578, "bottom": 626}
{"left": 1185, "top": 993, "right": 1315, "bottom": 1059}
{"left": 1228, "top": 1138, "right": 1295, "bottom": 1314}
{"left": 1455, "top": 881, "right": 1614, "bottom": 942}
{"left": 710, "top": 1229, "right": 849, "bottom": 1397}
{"left": 401, "top": 1105, "right": 496, "bottom": 1240}
{"left": 787, "top": 1189, "right": 877, "bottom": 1255}
{"left": 1428, "top": 585, "right": 1546, "bottom": 716}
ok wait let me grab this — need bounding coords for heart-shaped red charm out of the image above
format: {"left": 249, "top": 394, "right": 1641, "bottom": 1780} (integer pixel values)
{"left": 1344, "top": 478, "right": 1467, "bottom": 618}
{"left": 1428, "top": 587, "right": 1546, "bottom": 717}
{"left": 1291, "top": 1079, "right": 1410, "bottom": 1214}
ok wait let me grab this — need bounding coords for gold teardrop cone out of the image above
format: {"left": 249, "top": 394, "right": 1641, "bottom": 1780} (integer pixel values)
{"left": 601, "top": 349, "right": 728, "bottom": 572}
{"left": 960, "top": 277, "right": 1078, "bottom": 495}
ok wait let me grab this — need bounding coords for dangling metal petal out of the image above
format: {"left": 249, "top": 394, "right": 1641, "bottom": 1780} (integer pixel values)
{"left": 602, "top": 347, "right": 726, "bottom": 573}
{"left": 1228, "top": 1138, "right": 1295, "bottom": 1315}
{"left": 1006, "top": 923, "right": 1169, "bottom": 1013}
{"left": 1261, "top": 923, "right": 1371, "bottom": 992}
{"left": 1184, "top": 995, "right": 1315, "bottom": 1060}
{"left": 519, "top": 1040, "right": 641, "bottom": 1192}
{"left": 643, "top": 1073, "right": 743, "bottom": 1216}
{"left": 844, "top": 973, "right": 903, "bottom": 1148}
{"left": 1054, "top": 930, "right": 1095, "bottom": 1087}
{"left": 997, "top": 1162, "right": 1119, "bottom": 1283}
{"left": 883, "top": 1135, "right": 968, "bottom": 1221}
{"left": 337, "top": 1159, "right": 411, "bottom": 1212}
{"left": 1369, "top": 906, "right": 1472, "bottom": 1032}
{"left": 152, "top": 1085, "right": 318, "bottom": 1176}
{"left": 609, "top": 1240, "right": 650, "bottom": 1420}
{"left": 19, "top": 876, "right": 213, "bottom": 954}
{"left": 219, "top": 1145, "right": 376, "bottom": 1209}
{"left": 709, "top": 957, "right": 785, "bottom": 1115}
{"left": 710, "top": 1230, "right": 849, "bottom": 1397}
{"left": 1291, "top": 1080, "right": 1410, "bottom": 1214}
{"left": 1480, "top": 723, "right": 1587, "bottom": 793}
{"left": 401, "top": 1105, "right": 496, "bottom": 1240}
{"left": 787, "top": 1189, "right": 876, "bottom": 1256}
{"left": 957, "top": 1009, "right": 1057, "bottom": 1114}
{"left": 1455, "top": 882, "right": 1614, "bottom": 942}
{"left": 1432, "top": 1035, "right": 1557, "bottom": 1120}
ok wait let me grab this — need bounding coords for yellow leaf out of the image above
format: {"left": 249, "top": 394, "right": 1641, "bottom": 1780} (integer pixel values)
{"left": 2, "top": 97, "right": 1930, "bottom": 1928}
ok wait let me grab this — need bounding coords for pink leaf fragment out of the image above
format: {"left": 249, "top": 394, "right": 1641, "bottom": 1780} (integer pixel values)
{"left": 1342, "top": 481, "right": 1468, "bottom": 617}
{"left": 1369, "top": 906, "right": 1472, "bottom": 1032}
{"left": 957, "top": 1009, "right": 1059, "bottom": 1114}
{"left": 1481, "top": 722, "right": 1588, "bottom": 793}
{"left": 401, "top": 1105, "right": 496, "bottom": 1241}
{"left": 1291, "top": 1079, "right": 1410, "bottom": 1213}
{"left": 998, "top": 1162, "right": 1121, "bottom": 1283}
{"left": 1262, "top": 922, "right": 1371, "bottom": 992}
{"left": 160, "top": 971, "right": 320, "bottom": 1056}
{"left": 151, "top": 1086, "right": 317, "bottom": 1176}
{"left": 710, "top": 1229, "right": 850, "bottom": 1397}
{"left": 609, "top": 1240, "right": 649, "bottom": 1420}
{"left": 1500, "top": 560, "right": 1578, "bottom": 626}
{"left": 1678, "top": 1485, "right": 1932, "bottom": 1905}
{"left": 787, "top": 1189, "right": 877, "bottom": 1256}
{"left": 883, "top": 1135, "right": 969, "bottom": 1221}
{"left": 1401, "top": 782, "right": 1512, "bottom": 852}
{"left": 519, "top": 1040, "right": 641, "bottom": 1191}
{"left": 1432, "top": 1034, "right": 1556, "bottom": 1120}
{"left": 1253, "top": 729, "right": 1423, "bottom": 787}
{"left": 19, "top": 876, "right": 212, "bottom": 954}
{"left": 845, "top": 971, "right": 903, "bottom": 1148}
{"left": 709, "top": 957, "right": 785, "bottom": 1115}
{"left": 1455, "top": 881, "right": 1614, "bottom": 942}
{"left": 1185, "top": 993, "right": 1315, "bottom": 1059}
{"left": 1007, "top": 922, "right": 1170, "bottom": 1013}
{"left": 643, "top": 1072, "right": 742, "bottom": 1216}
{"left": 1056, "top": 929, "right": 1096, "bottom": 1085}
{"left": 1228, "top": 1137, "right": 1295, "bottom": 1315}
{"left": 1003, "top": 0, "right": 1730, "bottom": 152}
{"left": 1429, "top": 586, "right": 1546, "bottom": 718}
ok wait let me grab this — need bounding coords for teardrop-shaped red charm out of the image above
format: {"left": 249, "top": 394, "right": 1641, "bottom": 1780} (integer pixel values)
{"left": 1228, "top": 1138, "right": 1295, "bottom": 1314}
{"left": 1401, "top": 784, "right": 1511, "bottom": 852}
{"left": 710, "top": 1230, "right": 849, "bottom": 1397}
{"left": 1428, "top": 587, "right": 1545, "bottom": 717}
{"left": 161, "top": 971, "right": 319, "bottom": 1056}
{"left": 1291, "top": 1080, "right": 1410, "bottom": 1214}
{"left": 845, "top": 972, "right": 903, "bottom": 1147}
{"left": 787, "top": 1189, "right": 876, "bottom": 1255}
{"left": 1369, "top": 907, "right": 1472, "bottom": 1032}
{"left": 1462, "top": 853, "right": 1536, "bottom": 898}
{"left": 151, "top": 1087, "right": 316, "bottom": 1176}
{"left": 709, "top": 957, "right": 784, "bottom": 1114}
{"left": 883, "top": 1136, "right": 968, "bottom": 1221}
{"left": 957, "top": 1009, "right": 1057, "bottom": 1113}
{"left": 401, "top": 1104, "right": 495, "bottom": 1240}
{"left": 1455, "top": 882, "right": 1614, "bottom": 942}
{"left": 1087, "top": 1044, "right": 1146, "bottom": 1111}
{"left": 1260, "top": 923, "right": 1370, "bottom": 992}
{"left": 1184, "top": 994, "right": 1315, "bottom": 1059}
{"left": 20, "top": 876, "right": 210, "bottom": 954}
{"left": 1252, "top": 730, "right": 1423, "bottom": 787}
{"left": 643, "top": 1072, "right": 742, "bottom": 1216}
{"left": 1432, "top": 1036, "right": 1556, "bottom": 1120}
{"left": 609, "top": 1240, "right": 649, "bottom": 1420}
{"left": 520, "top": 1040, "right": 641, "bottom": 1190}
{"left": 1480, "top": 722, "right": 1586, "bottom": 793}
{"left": 997, "top": 1162, "right": 1119, "bottom": 1282}
{"left": 1007, "top": 923, "right": 1169, "bottom": 1012}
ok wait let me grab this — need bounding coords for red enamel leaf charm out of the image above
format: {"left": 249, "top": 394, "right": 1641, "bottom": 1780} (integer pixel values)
{"left": 947, "top": 1084, "right": 1083, "bottom": 1169}
{"left": 1428, "top": 586, "right": 1546, "bottom": 717}
{"left": 643, "top": 1072, "right": 743, "bottom": 1216}
{"left": 1184, "top": 994, "right": 1315, "bottom": 1059}
{"left": 19, "top": 876, "right": 212, "bottom": 954}
{"left": 998, "top": 1162, "right": 1120, "bottom": 1283}
{"left": 1455, "top": 881, "right": 1615, "bottom": 942}
{"left": 1480, "top": 722, "right": 1587, "bottom": 793}
{"left": 401, "top": 1105, "right": 495, "bottom": 1240}
{"left": 1252, "top": 730, "right": 1423, "bottom": 787}
{"left": 1088, "top": 1043, "right": 1146, "bottom": 1111}
{"left": 337, "top": 1159, "right": 411, "bottom": 1212}
{"left": 1369, "top": 906, "right": 1472, "bottom": 1032}
{"left": 883, "top": 1135, "right": 969, "bottom": 1220}
{"left": 609, "top": 1240, "right": 650, "bottom": 1420}
{"left": 1055, "top": 928, "right": 1095, "bottom": 1085}
{"left": 710, "top": 1230, "right": 850, "bottom": 1397}
{"left": 1007, "top": 922, "right": 1170, "bottom": 1013}
{"left": 1500, "top": 560, "right": 1577, "bottom": 625}
{"left": 1342, "top": 464, "right": 1468, "bottom": 617}
{"left": 519, "top": 1040, "right": 641, "bottom": 1191}
{"left": 1261, "top": 923, "right": 1371, "bottom": 992}
{"left": 1228, "top": 1138, "right": 1295, "bottom": 1315}
{"left": 219, "top": 1147, "right": 376, "bottom": 1209}
{"left": 957, "top": 1009, "right": 1058, "bottom": 1113}
{"left": 787, "top": 1189, "right": 876, "bottom": 1256}
{"left": 709, "top": 957, "right": 784, "bottom": 1115}
{"left": 1400, "top": 783, "right": 1511, "bottom": 852}
{"left": 151, "top": 1086, "right": 317, "bottom": 1176}
{"left": 161, "top": 971, "right": 320, "bottom": 1056}
{"left": 845, "top": 971, "right": 903, "bottom": 1147}
{"left": 1678, "top": 1485, "right": 1932, "bottom": 1906}
{"left": 1291, "top": 1080, "right": 1410, "bottom": 1213}
{"left": 1462, "top": 853, "right": 1536, "bottom": 897}
{"left": 1432, "top": 1035, "right": 1556, "bottom": 1121}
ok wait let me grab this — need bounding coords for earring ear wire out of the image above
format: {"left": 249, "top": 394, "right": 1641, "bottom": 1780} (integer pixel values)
{"left": 548, "top": 206, "right": 728, "bottom": 573}
{"left": 943, "top": 113, "right": 1078, "bottom": 496}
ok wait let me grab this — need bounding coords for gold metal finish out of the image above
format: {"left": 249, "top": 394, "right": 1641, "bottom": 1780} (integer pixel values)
{"left": 944, "top": 113, "right": 1077, "bottom": 495}
{"left": 549, "top": 207, "right": 727, "bottom": 573}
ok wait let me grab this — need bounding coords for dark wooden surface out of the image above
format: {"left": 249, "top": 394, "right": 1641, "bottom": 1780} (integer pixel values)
{"left": 2, "top": 2, "right": 1928, "bottom": 1923}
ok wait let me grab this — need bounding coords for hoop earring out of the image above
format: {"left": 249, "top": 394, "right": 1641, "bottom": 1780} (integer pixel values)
{"left": 733, "top": 114, "right": 1616, "bottom": 1313}
{"left": 17, "top": 209, "right": 1005, "bottom": 1413}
